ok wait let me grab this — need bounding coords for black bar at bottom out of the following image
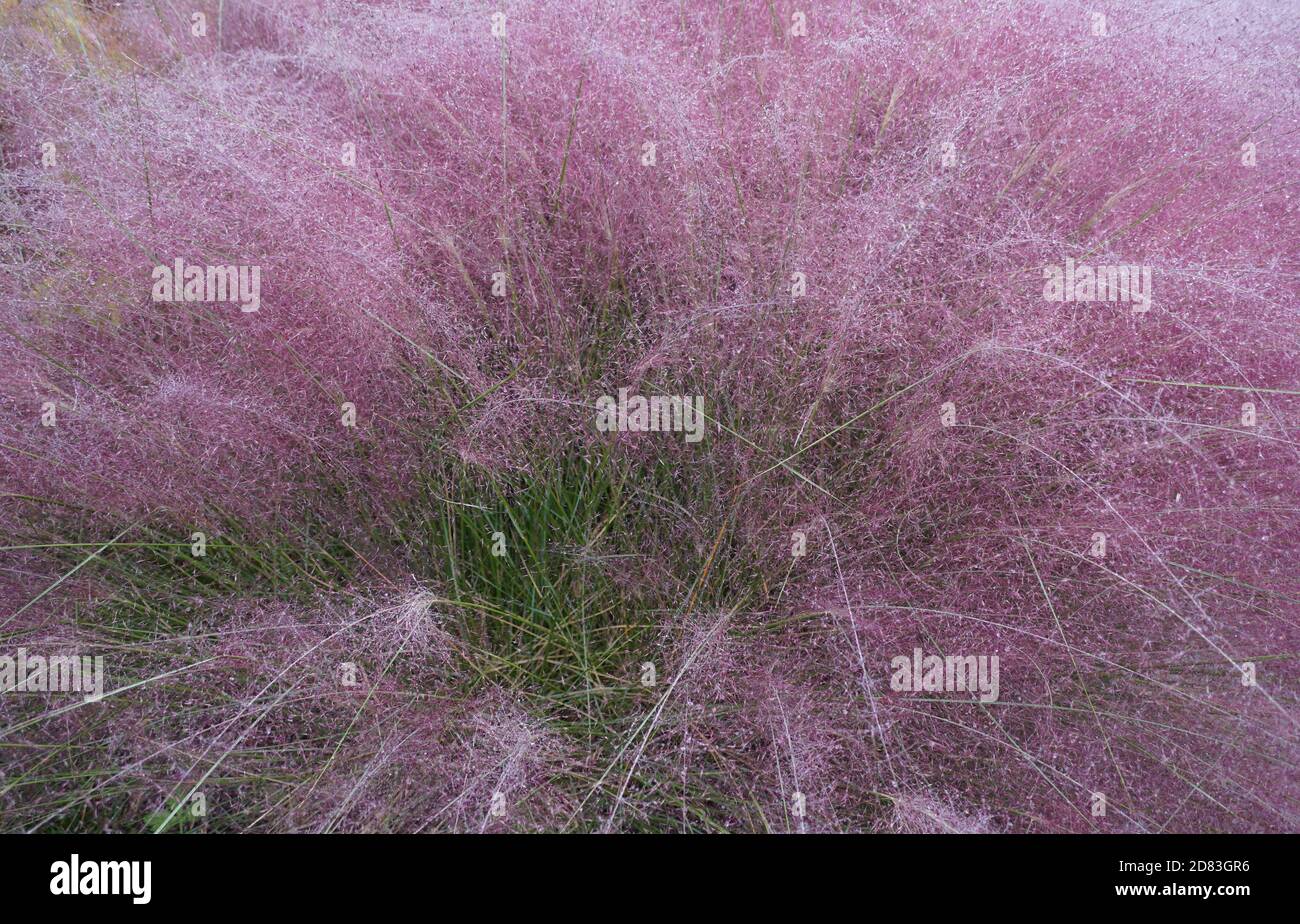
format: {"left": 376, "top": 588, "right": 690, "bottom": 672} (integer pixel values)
{"left": 0, "top": 833, "right": 1288, "bottom": 910}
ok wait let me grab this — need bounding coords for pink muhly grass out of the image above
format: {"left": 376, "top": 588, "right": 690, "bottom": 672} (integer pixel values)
{"left": 0, "top": 0, "right": 1297, "bottom": 832}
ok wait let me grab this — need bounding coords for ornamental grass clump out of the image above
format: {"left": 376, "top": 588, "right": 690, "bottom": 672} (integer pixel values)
{"left": 0, "top": 0, "right": 1296, "bottom": 832}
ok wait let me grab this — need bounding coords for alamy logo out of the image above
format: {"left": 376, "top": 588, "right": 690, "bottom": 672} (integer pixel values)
{"left": 595, "top": 388, "right": 705, "bottom": 443}
{"left": 1042, "top": 257, "right": 1152, "bottom": 312}
{"left": 0, "top": 649, "right": 104, "bottom": 702}
{"left": 50, "top": 855, "right": 151, "bottom": 904}
{"left": 151, "top": 258, "right": 261, "bottom": 312}
{"left": 890, "top": 648, "right": 1000, "bottom": 703}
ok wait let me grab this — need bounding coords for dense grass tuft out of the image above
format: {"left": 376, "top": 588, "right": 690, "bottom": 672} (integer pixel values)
{"left": 1, "top": 0, "right": 1297, "bottom": 832}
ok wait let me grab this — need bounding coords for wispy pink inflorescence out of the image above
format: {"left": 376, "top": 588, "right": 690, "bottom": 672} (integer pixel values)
{"left": 1, "top": 0, "right": 1296, "bottom": 832}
